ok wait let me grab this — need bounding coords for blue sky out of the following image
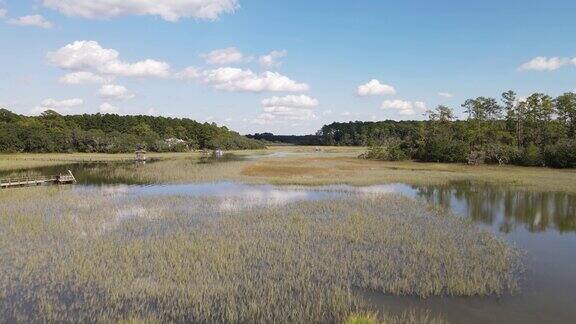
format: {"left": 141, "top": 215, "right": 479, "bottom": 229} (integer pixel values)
{"left": 1, "top": 0, "right": 575, "bottom": 134}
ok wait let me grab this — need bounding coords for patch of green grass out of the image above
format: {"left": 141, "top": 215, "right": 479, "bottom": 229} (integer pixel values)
{"left": 346, "top": 312, "right": 379, "bottom": 324}
{"left": 345, "top": 311, "right": 447, "bottom": 324}
{"left": 0, "top": 188, "right": 521, "bottom": 322}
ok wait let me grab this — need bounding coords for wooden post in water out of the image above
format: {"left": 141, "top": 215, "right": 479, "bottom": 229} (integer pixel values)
{"left": 67, "top": 170, "right": 77, "bottom": 183}
{"left": 135, "top": 149, "right": 147, "bottom": 164}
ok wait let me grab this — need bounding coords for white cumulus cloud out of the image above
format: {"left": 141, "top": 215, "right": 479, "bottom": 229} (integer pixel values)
{"left": 32, "top": 98, "right": 84, "bottom": 114}
{"left": 105, "top": 59, "right": 170, "bottom": 78}
{"left": 202, "top": 47, "right": 244, "bottom": 65}
{"left": 42, "top": 0, "right": 239, "bottom": 22}
{"left": 8, "top": 15, "right": 53, "bottom": 28}
{"left": 48, "top": 40, "right": 170, "bottom": 78}
{"left": 41, "top": 98, "right": 84, "bottom": 108}
{"left": 59, "top": 71, "right": 109, "bottom": 84}
{"left": 261, "top": 94, "right": 318, "bottom": 108}
{"left": 438, "top": 92, "right": 453, "bottom": 98}
{"left": 254, "top": 109, "right": 316, "bottom": 124}
{"left": 201, "top": 67, "right": 309, "bottom": 92}
{"left": 518, "top": 56, "right": 575, "bottom": 71}
{"left": 99, "top": 102, "right": 119, "bottom": 114}
{"left": 174, "top": 66, "right": 200, "bottom": 80}
{"left": 357, "top": 79, "right": 396, "bottom": 96}
{"left": 0, "top": 8, "right": 7, "bottom": 19}
{"left": 254, "top": 94, "right": 319, "bottom": 124}
{"left": 259, "top": 50, "right": 287, "bottom": 68}
{"left": 97, "top": 84, "right": 134, "bottom": 100}
{"left": 381, "top": 100, "right": 426, "bottom": 116}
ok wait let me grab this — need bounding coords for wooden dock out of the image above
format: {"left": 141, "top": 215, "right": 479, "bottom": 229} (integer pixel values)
{"left": 0, "top": 170, "right": 76, "bottom": 189}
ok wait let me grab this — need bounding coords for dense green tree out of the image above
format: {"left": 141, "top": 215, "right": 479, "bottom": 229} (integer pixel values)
{"left": 544, "top": 139, "right": 576, "bottom": 168}
{"left": 556, "top": 92, "right": 576, "bottom": 138}
{"left": 3, "top": 89, "right": 576, "bottom": 169}
{"left": 415, "top": 106, "right": 468, "bottom": 163}
{"left": 461, "top": 97, "right": 504, "bottom": 152}
{"left": 315, "top": 91, "right": 576, "bottom": 168}
{"left": 247, "top": 133, "right": 324, "bottom": 146}
{"left": 0, "top": 123, "right": 23, "bottom": 152}
{"left": 502, "top": 90, "right": 522, "bottom": 146}
{"left": 0, "top": 109, "right": 265, "bottom": 153}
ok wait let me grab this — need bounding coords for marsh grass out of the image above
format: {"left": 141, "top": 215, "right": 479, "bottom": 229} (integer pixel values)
{"left": 2, "top": 146, "right": 575, "bottom": 193}
{"left": 0, "top": 188, "right": 521, "bottom": 322}
{"left": 241, "top": 156, "right": 576, "bottom": 193}
{"left": 82, "top": 159, "right": 251, "bottom": 184}
{"left": 74, "top": 153, "right": 576, "bottom": 194}
{"left": 0, "top": 148, "right": 269, "bottom": 173}
{"left": 0, "top": 152, "right": 198, "bottom": 172}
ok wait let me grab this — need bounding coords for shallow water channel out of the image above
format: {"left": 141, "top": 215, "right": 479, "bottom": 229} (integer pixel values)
{"left": 3, "top": 161, "right": 576, "bottom": 323}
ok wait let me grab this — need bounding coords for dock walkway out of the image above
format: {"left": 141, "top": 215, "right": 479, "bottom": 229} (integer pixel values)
{"left": 0, "top": 170, "right": 76, "bottom": 189}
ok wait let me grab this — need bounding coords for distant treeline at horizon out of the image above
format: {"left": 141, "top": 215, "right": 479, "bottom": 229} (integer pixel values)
{"left": 251, "top": 90, "right": 576, "bottom": 168}
{"left": 2, "top": 90, "right": 575, "bottom": 168}
{"left": 0, "top": 109, "right": 265, "bottom": 153}
{"left": 246, "top": 133, "right": 324, "bottom": 146}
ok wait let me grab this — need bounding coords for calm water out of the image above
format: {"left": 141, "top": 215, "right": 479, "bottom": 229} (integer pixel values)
{"left": 366, "top": 183, "right": 576, "bottom": 324}
{"left": 3, "top": 162, "right": 576, "bottom": 323}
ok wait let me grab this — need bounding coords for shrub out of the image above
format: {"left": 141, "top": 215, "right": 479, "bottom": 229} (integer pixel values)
{"left": 514, "top": 144, "right": 544, "bottom": 167}
{"left": 417, "top": 139, "right": 468, "bottom": 163}
{"left": 544, "top": 139, "right": 576, "bottom": 168}
{"left": 360, "top": 144, "right": 408, "bottom": 161}
{"left": 484, "top": 144, "right": 520, "bottom": 165}
{"left": 467, "top": 150, "right": 486, "bottom": 165}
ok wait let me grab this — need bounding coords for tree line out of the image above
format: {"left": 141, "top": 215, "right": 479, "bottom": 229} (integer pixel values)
{"left": 246, "top": 133, "right": 323, "bottom": 146}
{"left": 0, "top": 109, "right": 265, "bottom": 153}
{"left": 319, "top": 91, "right": 576, "bottom": 168}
